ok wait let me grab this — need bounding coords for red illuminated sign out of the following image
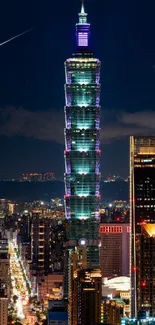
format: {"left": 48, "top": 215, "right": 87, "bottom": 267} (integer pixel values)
{"left": 126, "top": 226, "right": 130, "bottom": 233}
{"left": 100, "top": 226, "right": 122, "bottom": 233}
{"left": 100, "top": 225, "right": 130, "bottom": 233}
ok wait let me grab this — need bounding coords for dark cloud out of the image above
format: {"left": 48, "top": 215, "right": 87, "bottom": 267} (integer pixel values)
{"left": 120, "top": 111, "right": 155, "bottom": 129}
{"left": 0, "top": 107, "right": 64, "bottom": 143}
{"left": 0, "top": 107, "right": 154, "bottom": 144}
{"left": 102, "top": 110, "right": 155, "bottom": 142}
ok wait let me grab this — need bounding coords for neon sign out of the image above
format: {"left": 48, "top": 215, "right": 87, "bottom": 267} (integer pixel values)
{"left": 126, "top": 226, "right": 130, "bottom": 233}
{"left": 100, "top": 225, "right": 130, "bottom": 233}
{"left": 100, "top": 226, "right": 122, "bottom": 233}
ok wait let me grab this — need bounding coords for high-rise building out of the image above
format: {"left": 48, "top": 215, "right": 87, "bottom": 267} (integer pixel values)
{"left": 68, "top": 247, "right": 102, "bottom": 325}
{"left": 0, "top": 235, "right": 10, "bottom": 300}
{"left": 69, "top": 247, "right": 88, "bottom": 324}
{"left": 71, "top": 268, "right": 102, "bottom": 325}
{"left": 30, "top": 212, "right": 65, "bottom": 305}
{"left": 64, "top": 1, "right": 101, "bottom": 276}
{"left": 121, "top": 316, "right": 155, "bottom": 325}
{"left": 48, "top": 300, "right": 68, "bottom": 325}
{"left": 100, "top": 223, "right": 130, "bottom": 277}
{"left": 0, "top": 255, "right": 10, "bottom": 299}
{"left": 42, "top": 172, "right": 55, "bottom": 181}
{"left": 137, "top": 224, "right": 155, "bottom": 316}
{"left": 130, "top": 136, "right": 155, "bottom": 317}
{"left": 31, "top": 212, "right": 65, "bottom": 275}
{"left": 20, "top": 172, "right": 55, "bottom": 182}
{"left": 101, "top": 298, "right": 125, "bottom": 325}
{"left": 0, "top": 236, "right": 8, "bottom": 255}
{"left": 0, "top": 289, "right": 8, "bottom": 325}
{"left": 19, "top": 213, "right": 31, "bottom": 243}
{"left": 28, "top": 173, "right": 42, "bottom": 182}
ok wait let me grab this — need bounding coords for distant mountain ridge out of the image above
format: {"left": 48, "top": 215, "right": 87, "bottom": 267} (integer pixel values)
{"left": 0, "top": 181, "right": 128, "bottom": 202}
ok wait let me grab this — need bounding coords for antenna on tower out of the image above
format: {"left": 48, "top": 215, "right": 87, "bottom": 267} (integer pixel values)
{"left": 81, "top": 0, "right": 85, "bottom": 14}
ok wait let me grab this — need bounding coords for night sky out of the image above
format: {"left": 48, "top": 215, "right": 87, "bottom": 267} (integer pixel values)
{"left": 0, "top": 0, "right": 155, "bottom": 179}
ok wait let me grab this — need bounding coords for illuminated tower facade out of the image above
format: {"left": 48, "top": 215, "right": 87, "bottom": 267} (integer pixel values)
{"left": 138, "top": 224, "right": 155, "bottom": 316}
{"left": 130, "top": 136, "right": 155, "bottom": 317}
{"left": 64, "top": 2, "right": 101, "bottom": 270}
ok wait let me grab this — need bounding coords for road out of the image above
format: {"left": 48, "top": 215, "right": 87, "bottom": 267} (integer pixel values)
{"left": 9, "top": 241, "right": 35, "bottom": 324}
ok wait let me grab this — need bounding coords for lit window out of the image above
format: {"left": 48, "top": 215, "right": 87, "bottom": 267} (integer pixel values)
{"left": 78, "top": 32, "right": 88, "bottom": 47}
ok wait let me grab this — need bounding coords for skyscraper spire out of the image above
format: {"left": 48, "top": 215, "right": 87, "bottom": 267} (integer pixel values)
{"left": 81, "top": 0, "right": 85, "bottom": 14}
{"left": 76, "top": 0, "right": 90, "bottom": 48}
{"left": 79, "top": 0, "right": 87, "bottom": 24}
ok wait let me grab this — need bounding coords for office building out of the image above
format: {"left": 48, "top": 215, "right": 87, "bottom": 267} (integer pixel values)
{"left": 0, "top": 256, "right": 10, "bottom": 298}
{"left": 0, "top": 235, "right": 10, "bottom": 299}
{"left": 0, "top": 256, "right": 9, "bottom": 284}
{"left": 102, "top": 276, "right": 130, "bottom": 297}
{"left": 69, "top": 247, "right": 87, "bottom": 324}
{"left": 68, "top": 247, "right": 101, "bottom": 325}
{"left": 0, "top": 289, "right": 8, "bottom": 325}
{"left": 19, "top": 213, "right": 31, "bottom": 243}
{"left": 71, "top": 268, "right": 102, "bottom": 325}
{"left": 48, "top": 300, "right": 68, "bottom": 325}
{"left": 101, "top": 298, "right": 125, "bottom": 325}
{"left": 20, "top": 172, "right": 55, "bottom": 182}
{"left": 100, "top": 223, "right": 130, "bottom": 277}
{"left": 42, "top": 172, "right": 55, "bottom": 181}
{"left": 0, "top": 236, "right": 8, "bottom": 255}
{"left": 37, "top": 274, "right": 63, "bottom": 306}
{"left": 121, "top": 316, "right": 155, "bottom": 325}
{"left": 130, "top": 137, "right": 155, "bottom": 317}
{"left": 64, "top": 1, "right": 101, "bottom": 292}
{"left": 30, "top": 212, "right": 65, "bottom": 304}
{"left": 137, "top": 223, "right": 155, "bottom": 316}
{"left": 31, "top": 212, "right": 65, "bottom": 275}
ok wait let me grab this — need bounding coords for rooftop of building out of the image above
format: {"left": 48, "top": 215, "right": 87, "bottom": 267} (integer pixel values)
{"left": 121, "top": 317, "right": 155, "bottom": 324}
{"left": 102, "top": 276, "right": 130, "bottom": 292}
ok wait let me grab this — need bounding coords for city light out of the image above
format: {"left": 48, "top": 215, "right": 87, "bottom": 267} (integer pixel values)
{"left": 103, "top": 276, "right": 130, "bottom": 292}
{"left": 9, "top": 241, "right": 32, "bottom": 321}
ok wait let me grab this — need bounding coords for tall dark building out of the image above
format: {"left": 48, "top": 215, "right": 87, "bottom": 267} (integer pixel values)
{"left": 19, "top": 213, "right": 31, "bottom": 243}
{"left": 138, "top": 223, "right": 155, "bottom": 316}
{"left": 31, "top": 212, "right": 65, "bottom": 275}
{"left": 71, "top": 268, "right": 102, "bottom": 325}
{"left": 130, "top": 136, "right": 155, "bottom": 317}
{"left": 48, "top": 300, "right": 68, "bottom": 325}
{"left": 64, "top": 0, "right": 101, "bottom": 284}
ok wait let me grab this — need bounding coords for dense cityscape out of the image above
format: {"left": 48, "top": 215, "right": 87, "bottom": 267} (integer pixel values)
{"left": 0, "top": 1, "right": 155, "bottom": 325}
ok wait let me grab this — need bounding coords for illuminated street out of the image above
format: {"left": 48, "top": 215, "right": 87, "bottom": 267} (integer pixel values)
{"left": 9, "top": 240, "right": 32, "bottom": 323}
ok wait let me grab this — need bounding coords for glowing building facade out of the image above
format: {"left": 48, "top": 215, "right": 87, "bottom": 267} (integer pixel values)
{"left": 64, "top": 2, "right": 101, "bottom": 269}
{"left": 130, "top": 137, "right": 155, "bottom": 317}
{"left": 100, "top": 223, "right": 130, "bottom": 277}
{"left": 138, "top": 224, "right": 155, "bottom": 316}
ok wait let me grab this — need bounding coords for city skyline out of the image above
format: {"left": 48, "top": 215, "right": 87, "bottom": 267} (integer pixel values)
{"left": 2, "top": 2, "right": 155, "bottom": 325}
{"left": 0, "top": 0, "right": 155, "bottom": 178}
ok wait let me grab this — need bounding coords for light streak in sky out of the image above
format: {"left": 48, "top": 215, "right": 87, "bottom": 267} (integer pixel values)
{"left": 0, "top": 27, "right": 34, "bottom": 47}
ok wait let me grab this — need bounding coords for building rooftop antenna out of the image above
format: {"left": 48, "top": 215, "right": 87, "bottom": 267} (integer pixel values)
{"left": 81, "top": 0, "right": 85, "bottom": 14}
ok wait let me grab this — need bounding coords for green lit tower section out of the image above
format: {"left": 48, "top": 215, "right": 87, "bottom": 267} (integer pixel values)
{"left": 64, "top": 2, "right": 101, "bottom": 268}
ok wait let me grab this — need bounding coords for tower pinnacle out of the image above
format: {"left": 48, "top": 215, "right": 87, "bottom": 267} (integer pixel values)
{"left": 78, "top": 0, "right": 87, "bottom": 24}
{"left": 81, "top": 0, "right": 85, "bottom": 14}
{"left": 76, "top": 0, "right": 90, "bottom": 48}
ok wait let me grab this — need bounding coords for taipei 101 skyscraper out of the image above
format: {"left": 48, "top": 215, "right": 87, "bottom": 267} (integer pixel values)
{"left": 64, "top": 1, "right": 101, "bottom": 276}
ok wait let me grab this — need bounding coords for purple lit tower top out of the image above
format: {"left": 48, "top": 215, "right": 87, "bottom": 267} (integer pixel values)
{"left": 76, "top": 0, "right": 90, "bottom": 48}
